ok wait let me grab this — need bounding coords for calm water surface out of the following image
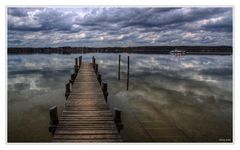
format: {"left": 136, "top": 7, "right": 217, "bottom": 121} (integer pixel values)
{"left": 7, "top": 53, "right": 232, "bottom": 142}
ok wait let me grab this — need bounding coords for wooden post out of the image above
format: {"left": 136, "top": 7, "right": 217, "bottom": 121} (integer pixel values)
{"left": 92, "top": 56, "right": 95, "bottom": 68}
{"left": 70, "top": 74, "right": 75, "bottom": 85}
{"left": 65, "top": 83, "right": 70, "bottom": 99}
{"left": 74, "top": 65, "right": 78, "bottom": 74}
{"left": 69, "top": 79, "right": 73, "bottom": 86}
{"left": 79, "top": 56, "right": 82, "bottom": 68}
{"left": 49, "top": 106, "right": 58, "bottom": 134}
{"left": 95, "top": 64, "right": 98, "bottom": 74}
{"left": 97, "top": 73, "right": 102, "bottom": 85}
{"left": 75, "top": 58, "right": 78, "bottom": 67}
{"left": 118, "top": 55, "right": 121, "bottom": 80}
{"left": 114, "top": 108, "right": 121, "bottom": 123}
{"left": 49, "top": 106, "right": 59, "bottom": 125}
{"left": 114, "top": 108, "right": 123, "bottom": 132}
{"left": 127, "top": 56, "right": 130, "bottom": 90}
{"left": 102, "top": 83, "right": 108, "bottom": 102}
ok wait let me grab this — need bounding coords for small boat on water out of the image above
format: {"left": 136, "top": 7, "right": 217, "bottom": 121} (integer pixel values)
{"left": 169, "top": 49, "right": 186, "bottom": 55}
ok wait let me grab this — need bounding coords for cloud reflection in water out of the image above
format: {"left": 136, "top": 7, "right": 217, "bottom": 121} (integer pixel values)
{"left": 8, "top": 53, "right": 232, "bottom": 142}
{"left": 96, "top": 53, "right": 232, "bottom": 142}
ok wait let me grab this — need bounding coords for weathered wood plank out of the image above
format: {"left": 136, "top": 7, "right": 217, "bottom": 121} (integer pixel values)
{"left": 52, "top": 139, "right": 122, "bottom": 142}
{"left": 64, "top": 108, "right": 110, "bottom": 111}
{"left": 53, "top": 134, "right": 122, "bottom": 140}
{"left": 55, "top": 130, "right": 119, "bottom": 135}
{"left": 65, "top": 98, "right": 106, "bottom": 102}
{"left": 59, "top": 118, "right": 114, "bottom": 121}
{"left": 56, "top": 124, "right": 117, "bottom": 128}
{"left": 68, "top": 94, "right": 105, "bottom": 99}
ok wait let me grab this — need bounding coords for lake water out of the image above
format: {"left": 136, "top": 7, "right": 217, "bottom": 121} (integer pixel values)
{"left": 7, "top": 53, "right": 233, "bottom": 142}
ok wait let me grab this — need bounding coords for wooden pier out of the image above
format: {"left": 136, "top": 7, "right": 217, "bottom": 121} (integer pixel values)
{"left": 50, "top": 56, "right": 122, "bottom": 142}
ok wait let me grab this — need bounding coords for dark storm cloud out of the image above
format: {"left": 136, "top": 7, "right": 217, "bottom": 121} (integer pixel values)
{"left": 8, "top": 8, "right": 28, "bottom": 17}
{"left": 119, "top": 8, "right": 228, "bottom": 28}
{"left": 201, "top": 18, "right": 232, "bottom": 33}
{"left": 7, "top": 7, "right": 233, "bottom": 47}
{"left": 8, "top": 8, "right": 78, "bottom": 32}
{"left": 200, "top": 9, "right": 232, "bottom": 33}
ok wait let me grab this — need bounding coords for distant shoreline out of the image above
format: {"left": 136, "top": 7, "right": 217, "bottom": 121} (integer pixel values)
{"left": 7, "top": 46, "right": 232, "bottom": 55}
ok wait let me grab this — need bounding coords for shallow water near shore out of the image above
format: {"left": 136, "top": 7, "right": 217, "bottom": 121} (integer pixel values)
{"left": 7, "top": 53, "right": 232, "bottom": 142}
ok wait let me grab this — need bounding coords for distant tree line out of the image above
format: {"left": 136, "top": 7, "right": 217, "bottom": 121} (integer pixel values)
{"left": 7, "top": 46, "right": 232, "bottom": 55}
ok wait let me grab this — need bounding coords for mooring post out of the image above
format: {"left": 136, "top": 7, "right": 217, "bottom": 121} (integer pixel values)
{"left": 95, "top": 64, "right": 98, "bottom": 74}
{"left": 102, "top": 82, "right": 108, "bottom": 102}
{"left": 75, "top": 57, "right": 78, "bottom": 67}
{"left": 127, "top": 55, "right": 130, "bottom": 90}
{"left": 92, "top": 56, "right": 95, "bottom": 68}
{"left": 71, "top": 74, "right": 74, "bottom": 83}
{"left": 65, "top": 83, "right": 70, "bottom": 99}
{"left": 97, "top": 73, "right": 102, "bottom": 85}
{"left": 70, "top": 73, "right": 76, "bottom": 85}
{"left": 118, "top": 55, "right": 121, "bottom": 80}
{"left": 79, "top": 56, "right": 82, "bottom": 68}
{"left": 69, "top": 79, "right": 73, "bottom": 87}
{"left": 49, "top": 106, "right": 59, "bottom": 135}
{"left": 74, "top": 65, "right": 78, "bottom": 74}
{"left": 114, "top": 107, "right": 123, "bottom": 133}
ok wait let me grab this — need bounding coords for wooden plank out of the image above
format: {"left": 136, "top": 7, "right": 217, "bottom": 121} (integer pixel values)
{"left": 52, "top": 61, "right": 121, "bottom": 142}
{"left": 55, "top": 130, "right": 119, "bottom": 135}
{"left": 53, "top": 134, "right": 122, "bottom": 140}
{"left": 68, "top": 94, "right": 105, "bottom": 99}
{"left": 65, "top": 98, "right": 106, "bottom": 102}
{"left": 56, "top": 124, "right": 117, "bottom": 128}
{"left": 56, "top": 127, "right": 117, "bottom": 130}
{"left": 71, "top": 90, "right": 101, "bottom": 93}
{"left": 59, "top": 118, "right": 114, "bottom": 121}
{"left": 62, "top": 111, "right": 112, "bottom": 115}
{"left": 64, "top": 108, "right": 110, "bottom": 111}
{"left": 52, "top": 139, "right": 122, "bottom": 142}
{"left": 64, "top": 106, "right": 109, "bottom": 109}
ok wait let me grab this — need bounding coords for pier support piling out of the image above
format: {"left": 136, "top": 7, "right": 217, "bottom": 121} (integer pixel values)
{"left": 65, "top": 83, "right": 70, "bottom": 99}
{"left": 75, "top": 58, "right": 78, "bottom": 66}
{"left": 69, "top": 79, "right": 73, "bottom": 86}
{"left": 102, "top": 83, "right": 108, "bottom": 102}
{"left": 114, "top": 108, "right": 123, "bottom": 132}
{"left": 92, "top": 56, "right": 95, "bottom": 68}
{"left": 74, "top": 65, "right": 78, "bottom": 74}
{"left": 118, "top": 55, "right": 121, "bottom": 80}
{"left": 97, "top": 73, "right": 102, "bottom": 85}
{"left": 79, "top": 56, "right": 82, "bottom": 68}
{"left": 70, "top": 73, "right": 76, "bottom": 85}
{"left": 49, "top": 106, "right": 59, "bottom": 135}
{"left": 127, "top": 56, "right": 130, "bottom": 90}
{"left": 95, "top": 64, "right": 98, "bottom": 74}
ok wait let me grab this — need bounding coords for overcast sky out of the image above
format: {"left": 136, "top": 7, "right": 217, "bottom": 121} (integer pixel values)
{"left": 7, "top": 7, "right": 232, "bottom": 47}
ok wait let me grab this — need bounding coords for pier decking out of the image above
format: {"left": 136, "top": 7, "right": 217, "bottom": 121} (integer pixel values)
{"left": 51, "top": 57, "right": 122, "bottom": 142}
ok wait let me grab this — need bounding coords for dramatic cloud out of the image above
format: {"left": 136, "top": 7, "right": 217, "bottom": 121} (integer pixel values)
{"left": 7, "top": 7, "right": 232, "bottom": 47}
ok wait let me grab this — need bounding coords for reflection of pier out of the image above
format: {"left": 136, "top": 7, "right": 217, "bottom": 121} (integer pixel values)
{"left": 49, "top": 56, "right": 122, "bottom": 142}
